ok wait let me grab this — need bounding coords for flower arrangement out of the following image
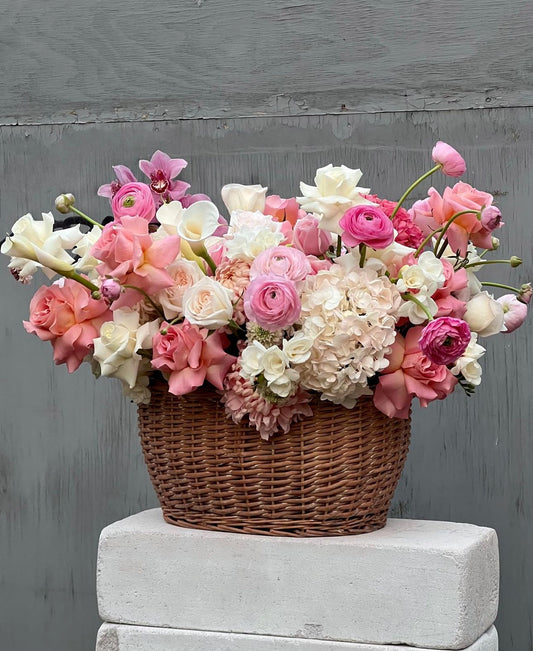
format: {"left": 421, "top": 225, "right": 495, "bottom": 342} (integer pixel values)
{"left": 2, "top": 144, "right": 530, "bottom": 439}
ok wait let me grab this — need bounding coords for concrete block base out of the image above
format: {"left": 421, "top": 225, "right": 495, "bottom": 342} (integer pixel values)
{"left": 96, "top": 624, "right": 498, "bottom": 651}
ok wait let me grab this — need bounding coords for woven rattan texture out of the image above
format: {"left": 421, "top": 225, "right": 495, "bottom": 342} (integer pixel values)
{"left": 138, "top": 381, "right": 411, "bottom": 537}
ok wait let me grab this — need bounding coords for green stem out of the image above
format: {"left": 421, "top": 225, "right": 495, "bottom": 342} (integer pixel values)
{"left": 480, "top": 282, "right": 522, "bottom": 294}
{"left": 390, "top": 163, "right": 442, "bottom": 219}
{"left": 201, "top": 249, "right": 217, "bottom": 274}
{"left": 359, "top": 243, "right": 367, "bottom": 267}
{"left": 401, "top": 292, "right": 434, "bottom": 321}
{"left": 433, "top": 210, "right": 480, "bottom": 256}
{"left": 122, "top": 284, "right": 165, "bottom": 318}
{"left": 70, "top": 206, "right": 104, "bottom": 229}
{"left": 436, "top": 237, "right": 449, "bottom": 259}
{"left": 336, "top": 235, "right": 342, "bottom": 257}
{"left": 464, "top": 259, "right": 516, "bottom": 269}
{"left": 63, "top": 270, "right": 100, "bottom": 294}
{"left": 414, "top": 226, "right": 444, "bottom": 257}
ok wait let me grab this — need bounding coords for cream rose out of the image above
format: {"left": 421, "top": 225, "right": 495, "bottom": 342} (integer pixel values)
{"left": 156, "top": 259, "right": 204, "bottom": 320}
{"left": 240, "top": 341, "right": 267, "bottom": 380}
{"left": 182, "top": 276, "right": 234, "bottom": 328}
{"left": 463, "top": 291, "right": 505, "bottom": 337}
{"left": 221, "top": 184, "right": 267, "bottom": 214}
{"left": 283, "top": 333, "right": 313, "bottom": 364}
{"left": 93, "top": 309, "right": 159, "bottom": 388}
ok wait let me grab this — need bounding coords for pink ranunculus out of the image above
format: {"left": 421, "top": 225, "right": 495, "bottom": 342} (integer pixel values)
{"left": 418, "top": 317, "right": 471, "bottom": 365}
{"left": 432, "top": 141, "right": 466, "bottom": 177}
{"left": 433, "top": 259, "right": 468, "bottom": 318}
{"left": 339, "top": 205, "right": 395, "bottom": 249}
{"left": 292, "top": 214, "right": 333, "bottom": 255}
{"left": 364, "top": 194, "right": 424, "bottom": 249}
{"left": 373, "top": 328, "right": 458, "bottom": 419}
{"left": 111, "top": 182, "right": 156, "bottom": 223}
{"left": 24, "top": 279, "right": 111, "bottom": 372}
{"left": 411, "top": 183, "right": 497, "bottom": 256}
{"left": 264, "top": 195, "right": 303, "bottom": 227}
{"left": 249, "top": 246, "right": 311, "bottom": 283}
{"left": 151, "top": 322, "right": 235, "bottom": 395}
{"left": 91, "top": 216, "right": 181, "bottom": 308}
{"left": 497, "top": 294, "right": 528, "bottom": 333}
{"left": 244, "top": 275, "right": 301, "bottom": 330}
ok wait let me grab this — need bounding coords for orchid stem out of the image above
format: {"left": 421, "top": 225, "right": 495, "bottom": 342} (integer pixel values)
{"left": 401, "top": 292, "right": 434, "bottom": 321}
{"left": 70, "top": 206, "right": 104, "bottom": 229}
{"left": 390, "top": 163, "right": 442, "bottom": 219}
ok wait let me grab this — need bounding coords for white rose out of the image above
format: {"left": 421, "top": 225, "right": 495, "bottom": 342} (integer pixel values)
{"left": 177, "top": 201, "right": 221, "bottom": 253}
{"left": 183, "top": 276, "right": 234, "bottom": 328}
{"left": 156, "top": 259, "right": 204, "bottom": 320}
{"left": 240, "top": 341, "right": 267, "bottom": 380}
{"left": 1, "top": 212, "right": 83, "bottom": 279}
{"left": 296, "top": 164, "right": 373, "bottom": 235}
{"left": 268, "top": 368, "right": 300, "bottom": 398}
{"left": 93, "top": 309, "right": 159, "bottom": 388}
{"left": 463, "top": 291, "right": 505, "bottom": 337}
{"left": 262, "top": 346, "right": 289, "bottom": 382}
{"left": 283, "top": 333, "right": 313, "bottom": 364}
{"left": 221, "top": 184, "right": 267, "bottom": 214}
{"left": 225, "top": 225, "right": 284, "bottom": 261}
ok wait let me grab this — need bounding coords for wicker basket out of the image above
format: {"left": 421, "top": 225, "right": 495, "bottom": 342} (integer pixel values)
{"left": 138, "top": 380, "right": 411, "bottom": 537}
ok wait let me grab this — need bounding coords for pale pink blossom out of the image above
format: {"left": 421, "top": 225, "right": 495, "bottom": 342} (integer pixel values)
{"left": 432, "top": 141, "right": 466, "bottom": 177}
{"left": 433, "top": 259, "right": 468, "bottom": 318}
{"left": 98, "top": 165, "right": 138, "bottom": 200}
{"left": 215, "top": 258, "right": 251, "bottom": 324}
{"left": 497, "top": 294, "right": 528, "bottom": 333}
{"left": 100, "top": 279, "right": 121, "bottom": 302}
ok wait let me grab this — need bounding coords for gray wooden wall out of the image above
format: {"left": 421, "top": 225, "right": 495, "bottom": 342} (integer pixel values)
{"left": 0, "top": 1, "right": 531, "bottom": 649}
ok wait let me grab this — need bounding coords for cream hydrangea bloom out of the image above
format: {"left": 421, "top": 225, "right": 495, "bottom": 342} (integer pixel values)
{"left": 294, "top": 266, "right": 402, "bottom": 407}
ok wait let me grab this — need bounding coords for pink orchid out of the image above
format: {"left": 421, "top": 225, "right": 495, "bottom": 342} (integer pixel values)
{"left": 97, "top": 165, "right": 138, "bottom": 200}
{"left": 139, "top": 150, "right": 190, "bottom": 205}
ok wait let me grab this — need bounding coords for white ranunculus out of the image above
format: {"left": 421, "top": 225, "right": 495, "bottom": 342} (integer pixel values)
{"left": 221, "top": 184, "right": 267, "bottom": 214}
{"left": 397, "top": 290, "right": 438, "bottom": 325}
{"left": 283, "top": 332, "right": 313, "bottom": 364}
{"left": 182, "top": 276, "right": 234, "bottom": 328}
{"left": 240, "top": 341, "right": 267, "bottom": 380}
{"left": 156, "top": 259, "right": 204, "bottom": 320}
{"left": 463, "top": 291, "right": 505, "bottom": 337}
{"left": 93, "top": 309, "right": 159, "bottom": 388}
{"left": 1, "top": 212, "right": 83, "bottom": 279}
{"left": 177, "top": 201, "right": 220, "bottom": 253}
{"left": 297, "top": 164, "right": 373, "bottom": 236}
{"left": 262, "top": 346, "right": 289, "bottom": 382}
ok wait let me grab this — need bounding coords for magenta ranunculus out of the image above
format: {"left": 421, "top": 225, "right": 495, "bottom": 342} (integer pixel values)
{"left": 418, "top": 317, "right": 471, "bottom": 366}
{"left": 339, "top": 205, "right": 394, "bottom": 249}
{"left": 244, "top": 275, "right": 301, "bottom": 330}
{"left": 293, "top": 214, "right": 333, "bottom": 256}
{"left": 111, "top": 182, "right": 156, "bottom": 223}
{"left": 249, "top": 246, "right": 311, "bottom": 282}
{"left": 432, "top": 141, "right": 466, "bottom": 177}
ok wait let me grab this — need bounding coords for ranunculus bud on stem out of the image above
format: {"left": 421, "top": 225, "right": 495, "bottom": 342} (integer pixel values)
{"left": 464, "top": 257, "right": 522, "bottom": 270}
{"left": 491, "top": 237, "right": 500, "bottom": 250}
{"left": 55, "top": 193, "right": 76, "bottom": 214}
{"left": 519, "top": 283, "right": 532, "bottom": 304}
{"left": 100, "top": 279, "right": 122, "bottom": 302}
{"left": 481, "top": 281, "right": 524, "bottom": 294}
{"left": 510, "top": 256, "right": 522, "bottom": 268}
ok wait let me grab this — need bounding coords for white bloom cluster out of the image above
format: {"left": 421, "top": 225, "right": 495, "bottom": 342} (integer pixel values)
{"left": 397, "top": 251, "right": 446, "bottom": 324}
{"left": 295, "top": 266, "right": 402, "bottom": 408}
{"left": 451, "top": 333, "right": 485, "bottom": 386}
{"left": 240, "top": 332, "right": 313, "bottom": 398}
{"left": 225, "top": 211, "right": 284, "bottom": 261}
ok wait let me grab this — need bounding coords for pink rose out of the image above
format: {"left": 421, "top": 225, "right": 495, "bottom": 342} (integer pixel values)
{"left": 411, "top": 183, "right": 498, "bottom": 256}
{"left": 431, "top": 141, "right": 466, "bottom": 177}
{"left": 339, "top": 205, "right": 394, "bottom": 249}
{"left": 24, "top": 279, "right": 111, "bottom": 372}
{"left": 92, "top": 216, "right": 180, "bottom": 308}
{"left": 151, "top": 322, "right": 236, "bottom": 395}
{"left": 292, "top": 214, "right": 333, "bottom": 255}
{"left": 418, "top": 317, "right": 471, "bottom": 365}
{"left": 264, "top": 195, "right": 303, "bottom": 226}
{"left": 497, "top": 294, "right": 528, "bottom": 333}
{"left": 433, "top": 259, "right": 468, "bottom": 318}
{"left": 373, "top": 328, "right": 458, "bottom": 419}
{"left": 249, "top": 246, "right": 311, "bottom": 283}
{"left": 111, "top": 182, "right": 156, "bottom": 223}
{"left": 244, "top": 275, "right": 301, "bottom": 330}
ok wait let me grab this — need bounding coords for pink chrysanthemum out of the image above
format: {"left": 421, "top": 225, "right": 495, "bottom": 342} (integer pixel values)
{"left": 215, "top": 258, "right": 251, "bottom": 325}
{"left": 221, "top": 364, "right": 313, "bottom": 440}
{"left": 364, "top": 194, "right": 424, "bottom": 249}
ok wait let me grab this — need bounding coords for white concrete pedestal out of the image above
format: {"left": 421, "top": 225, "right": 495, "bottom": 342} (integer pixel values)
{"left": 96, "top": 509, "right": 499, "bottom": 651}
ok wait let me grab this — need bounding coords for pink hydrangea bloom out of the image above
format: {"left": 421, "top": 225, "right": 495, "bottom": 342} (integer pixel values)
{"left": 91, "top": 216, "right": 180, "bottom": 308}
{"left": 139, "top": 150, "right": 190, "bottom": 205}
{"left": 24, "top": 279, "right": 111, "bottom": 372}
{"left": 373, "top": 327, "right": 458, "bottom": 419}
{"left": 152, "top": 322, "right": 236, "bottom": 395}
{"left": 418, "top": 317, "right": 471, "bottom": 365}
{"left": 432, "top": 141, "right": 466, "bottom": 177}
{"left": 221, "top": 363, "right": 313, "bottom": 440}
